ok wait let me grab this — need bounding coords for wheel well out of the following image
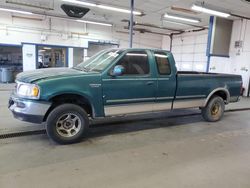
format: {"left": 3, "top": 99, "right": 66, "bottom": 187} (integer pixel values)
{"left": 43, "top": 94, "right": 93, "bottom": 122}
{"left": 213, "top": 91, "right": 228, "bottom": 101}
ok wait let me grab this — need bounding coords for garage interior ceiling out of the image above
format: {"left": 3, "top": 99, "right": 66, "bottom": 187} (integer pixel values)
{"left": 0, "top": 0, "right": 250, "bottom": 31}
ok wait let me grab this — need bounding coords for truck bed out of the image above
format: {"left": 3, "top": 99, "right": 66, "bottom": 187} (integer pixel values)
{"left": 178, "top": 71, "right": 232, "bottom": 76}
{"left": 175, "top": 71, "right": 242, "bottom": 104}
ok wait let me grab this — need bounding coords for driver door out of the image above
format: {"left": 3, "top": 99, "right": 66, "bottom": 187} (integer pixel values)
{"left": 102, "top": 50, "right": 156, "bottom": 116}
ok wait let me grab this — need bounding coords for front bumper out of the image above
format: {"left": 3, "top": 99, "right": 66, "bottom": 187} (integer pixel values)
{"left": 8, "top": 95, "right": 51, "bottom": 124}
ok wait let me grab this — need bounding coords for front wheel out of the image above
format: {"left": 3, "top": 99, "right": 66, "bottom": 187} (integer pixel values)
{"left": 46, "top": 104, "right": 89, "bottom": 144}
{"left": 201, "top": 96, "right": 225, "bottom": 122}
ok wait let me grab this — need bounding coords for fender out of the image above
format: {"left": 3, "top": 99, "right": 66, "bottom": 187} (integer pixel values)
{"left": 203, "top": 87, "right": 230, "bottom": 107}
{"left": 47, "top": 91, "right": 96, "bottom": 117}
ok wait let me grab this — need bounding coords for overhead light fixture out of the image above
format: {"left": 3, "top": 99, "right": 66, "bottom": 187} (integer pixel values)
{"left": 62, "top": 0, "right": 142, "bottom": 15}
{"left": 0, "top": 7, "right": 33, "bottom": 15}
{"left": 43, "top": 47, "right": 52, "bottom": 50}
{"left": 191, "top": 4, "right": 230, "bottom": 18}
{"left": 0, "top": 5, "right": 112, "bottom": 27}
{"left": 76, "top": 19, "right": 112, "bottom": 27}
{"left": 97, "top": 5, "right": 142, "bottom": 15}
{"left": 164, "top": 13, "right": 200, "bottom": 23}
{"left": 126, "top": 53, "right": 147, "bottom": 57}
{"left": 62, "top": 0, "right": 96, "bottom": 7}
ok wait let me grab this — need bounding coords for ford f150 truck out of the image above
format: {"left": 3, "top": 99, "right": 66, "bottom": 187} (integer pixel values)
{"left": 9, "top": 48, "right": 242, "bottom": 144}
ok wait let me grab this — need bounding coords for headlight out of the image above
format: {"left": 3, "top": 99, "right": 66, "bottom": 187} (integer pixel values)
{"left": 17, "top": 82, "right": 40, "bottom": 99}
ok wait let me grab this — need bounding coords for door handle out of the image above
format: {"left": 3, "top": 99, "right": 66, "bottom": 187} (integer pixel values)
{"left": 146, "top": 81, "right": 154, "bottom": 85}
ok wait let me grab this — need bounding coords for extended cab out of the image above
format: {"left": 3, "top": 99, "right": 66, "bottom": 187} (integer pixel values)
{"left": 9, "top": 49, "right": 242, "bottom": 144}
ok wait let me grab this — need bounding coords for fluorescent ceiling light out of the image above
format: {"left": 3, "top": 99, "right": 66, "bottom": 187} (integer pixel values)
{"left": 62, "top": 0, "right": 142, "bottom": 15}
{"left": 76, "top": 19, "right": 112, "bottom": 27}
{"left": 126, "top": 53, "right": 147, "bottom": 57}
{"left": 0, "top": 7, "right": 33, "bottom": 15}
{"left": 164, "top": 13, "right": 200, "bottom": 23}
{"left": 155, "top": 54, "right": 168, "bottom": 58}
{"left": 191, "top": 5, "right": 230, "bottom": 18}
{"left": 97, "top": 5, "right": 142, "bottom": 15}
{"left": 43, "top": 47, "right": 52, "bottom": 50}
{"left": 62, "top": 0, "right": 96, "bottom": 7}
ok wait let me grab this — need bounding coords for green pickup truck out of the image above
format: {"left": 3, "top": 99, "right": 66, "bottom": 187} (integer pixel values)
{"left": 9, "top": 48, "right": 242, "bottom": 144}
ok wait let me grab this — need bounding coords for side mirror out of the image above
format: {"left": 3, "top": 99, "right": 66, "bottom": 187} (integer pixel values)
{"left": 111, "top": 65, "right": 125, "bottom": 76}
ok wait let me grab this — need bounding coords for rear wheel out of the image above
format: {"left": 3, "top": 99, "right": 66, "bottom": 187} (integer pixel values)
{"left": 46, "top": 104, "right": 89, "bottom": 144}
{"left": 201, "top": 95, "right": 225, "bottom": 122}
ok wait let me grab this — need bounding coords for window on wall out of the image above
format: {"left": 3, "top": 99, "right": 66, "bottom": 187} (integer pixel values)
{"left": 154, "top": 52, "right": 171, "bottom": 75}
{"left": 116, "top": 51, "right": 149, "bottom": 75}
{"left": 37, "top": 46, "right": 67, "bottom": 69}
{"left": 0, "top": 46, "right": 23, "bottom": 82}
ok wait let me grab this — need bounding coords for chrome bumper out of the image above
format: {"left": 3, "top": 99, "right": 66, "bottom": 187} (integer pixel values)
{"left": 9, "top": 95, "right": 51, "bottom": 124}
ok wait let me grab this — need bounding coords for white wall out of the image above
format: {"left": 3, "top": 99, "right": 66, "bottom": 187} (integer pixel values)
{"left": 0, "top": 12, "right": 164, "bottom": 72}
{"left": 162, "top": 23, "right": 248, "bottom": 74}
{"left": 162, "top": 30, "right": 208, "bottom": 72}
{"left": 0, "top": 12, "right": 163, "bottom": 49}
{"left": 209, "top": 19, "right": 250, "bottom": 95}
{"left": 161, "top": 36, "right": 171, "bottom": 51}
{"left": 162, "top": 19, "right": 250, "bottom": 96}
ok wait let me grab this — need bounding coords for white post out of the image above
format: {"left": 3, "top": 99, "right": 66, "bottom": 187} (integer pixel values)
{"left": 22, "top": 44, "right": 36, "bottom": 71}
{"left": 68, "top": 48, "right": 74, "bottom": 68}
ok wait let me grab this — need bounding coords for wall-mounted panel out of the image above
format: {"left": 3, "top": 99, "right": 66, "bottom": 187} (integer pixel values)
{"left": 243, "top": 20, "right": 250, "bottom": 52}
{"left": 210, "top": 17, "right": 233, "bottom": 56}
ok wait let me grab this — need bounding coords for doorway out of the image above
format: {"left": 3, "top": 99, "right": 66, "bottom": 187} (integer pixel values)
{"left": 0, "top": 45, "right": 22, "bottom": 83}
{"left": 37, "top": 46, "right": 67, "bottom": 69}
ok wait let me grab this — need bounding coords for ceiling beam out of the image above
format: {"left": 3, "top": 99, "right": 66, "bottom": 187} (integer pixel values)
{"left": 230, "top": 13, "right": 250, "bottom": 20}
{"left": 121, "top": 19, "right": 183, "bottom": 32}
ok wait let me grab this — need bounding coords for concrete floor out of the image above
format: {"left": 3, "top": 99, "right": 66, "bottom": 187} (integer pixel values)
{"left": 0, "top": 84, "right": 250, "bottom": 188}
{"left": 0, "top": 111, "right": 250, "bottom": 188}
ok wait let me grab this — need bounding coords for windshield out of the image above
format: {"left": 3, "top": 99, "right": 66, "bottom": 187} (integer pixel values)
{"left": 74, "top": 49, "right": 122, "bottom": 72}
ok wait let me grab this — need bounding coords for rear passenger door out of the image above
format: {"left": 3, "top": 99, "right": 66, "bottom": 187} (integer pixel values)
{"left": 153, "top": 51, "right": 177, "bottom": 111}
{"left": 102, "top": 50, "right": 157, "bottom": 116}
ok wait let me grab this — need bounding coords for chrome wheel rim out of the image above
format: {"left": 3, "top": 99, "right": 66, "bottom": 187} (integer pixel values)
{"left": 56, "top": 113, "right": 82, "bottom": 138}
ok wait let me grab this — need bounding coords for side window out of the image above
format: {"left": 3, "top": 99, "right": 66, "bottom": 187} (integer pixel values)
{"left": 116, "top": 51, "right": 149, "bottom": 75}
{"left": 154, "top": 52, "right": 171, "bottom": 75}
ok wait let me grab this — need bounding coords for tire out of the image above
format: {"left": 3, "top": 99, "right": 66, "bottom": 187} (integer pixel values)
{"left": 201, "top": 95, "right": 225, "bottom": 122}
{"left": 46, "top": 104, "right": 89, "bottom": 144}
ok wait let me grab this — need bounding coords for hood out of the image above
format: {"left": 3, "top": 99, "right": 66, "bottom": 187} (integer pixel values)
{"left": 16, "top": 68, "right": 86, "bottom": 83}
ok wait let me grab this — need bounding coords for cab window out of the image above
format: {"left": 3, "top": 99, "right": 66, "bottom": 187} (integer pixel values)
{"left": 154, "top": 52, "right": 171, "bottom": 75}
{"left": 115, "top": 51, "right": 149, "bottom": 75}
